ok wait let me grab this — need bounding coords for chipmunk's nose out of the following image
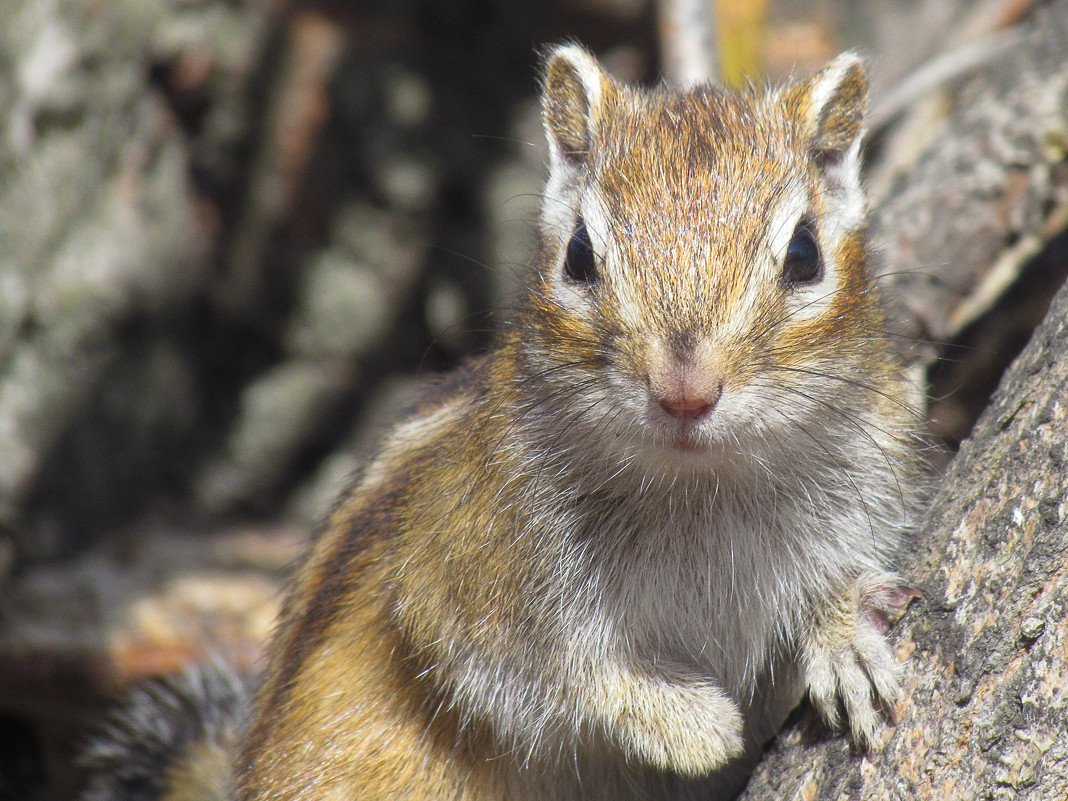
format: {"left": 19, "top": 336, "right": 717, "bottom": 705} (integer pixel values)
{"left": 646, "top": 336, "right": 724, "bottom": 421}
{"left": 658, "top": 389, "right": 721, "bottom": 420}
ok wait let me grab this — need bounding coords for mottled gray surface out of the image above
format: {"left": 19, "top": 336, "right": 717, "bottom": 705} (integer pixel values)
{"left": 0, "top": 0, "right": 273, "bottom": 558}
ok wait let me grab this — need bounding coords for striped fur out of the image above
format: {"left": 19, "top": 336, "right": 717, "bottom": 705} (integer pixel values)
{"left": 230, "top": 45, "right": 927, "bottom": 801}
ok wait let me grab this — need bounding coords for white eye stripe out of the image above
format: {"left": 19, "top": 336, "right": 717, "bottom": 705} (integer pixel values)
{"left": 579, "top": 192, "right": 649, "bottom": 331}
{"left": 783, "top": 141, "right": 866, "bottom": 321}
{"left": 539, "top": 169, "right": 581, "bottom": 243}
{"left": 766, "top": 181, "right": 811, "bottom": 264}
{"left": 781, "top": 235, "right": 837, "bottom": 322}
{"left": 579, "top": 192, "right": 612, "bottom": 259}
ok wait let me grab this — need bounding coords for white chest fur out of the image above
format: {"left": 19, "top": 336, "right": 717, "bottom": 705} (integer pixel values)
{"left": 564, "top": 436, "right": 895, "bottom": 700}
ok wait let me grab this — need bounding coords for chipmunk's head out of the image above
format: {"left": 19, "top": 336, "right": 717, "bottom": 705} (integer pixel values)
{"left": 521, "top": 44, "right": 893, "bottom": 470}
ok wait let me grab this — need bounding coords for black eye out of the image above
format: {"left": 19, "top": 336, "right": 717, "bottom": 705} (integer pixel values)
{"left": 782, "top": 223, "right": 822, "bottom": 285}
{"left": 564, "top": 218, "right": 597, "bottom": 284}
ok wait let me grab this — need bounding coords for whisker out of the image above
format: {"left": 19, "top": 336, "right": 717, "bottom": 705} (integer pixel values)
{"left": 764, "top": 381, "right": 910, "bottom": 518}
{"left": 765, "top": 362, "right": 928, "bottom": 425}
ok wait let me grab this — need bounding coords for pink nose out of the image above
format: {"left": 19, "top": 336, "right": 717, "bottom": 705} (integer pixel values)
{"left": 658, "top": 393, "right": 718, "bottom": 420}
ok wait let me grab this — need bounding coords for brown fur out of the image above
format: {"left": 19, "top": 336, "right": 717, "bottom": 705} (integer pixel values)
{"left": 236, "top": 46, "right": 925, "bottom": 801}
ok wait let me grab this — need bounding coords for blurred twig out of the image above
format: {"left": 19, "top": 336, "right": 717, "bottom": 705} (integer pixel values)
{"left": 657, "top": 0, "right": 717, "bottom": 86}
{"left": 870, "top": 29, "right": 1026, "bottom": 131}
{"left": 869, "top": 0, "right": 1039, "bottom": 204}
{"left": 213, "top": 10, "right": 348, "bottom": 315}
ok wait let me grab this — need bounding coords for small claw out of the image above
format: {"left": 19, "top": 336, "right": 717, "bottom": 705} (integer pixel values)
{"left": 866, "top": 607, "right": 892, "bottom": 634}
{"left": 805, "top": 655, "right": 842, "bottom": 730}
{"left": 837, "top": 655, "right": 879, "bottom": 745}
{"left": 802, "top": 572, "right": 912, "bottom": 749}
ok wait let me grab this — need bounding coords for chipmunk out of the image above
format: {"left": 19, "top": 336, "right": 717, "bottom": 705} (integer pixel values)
{"left": 82, "top": 44, "right": 925, "bottom": 801}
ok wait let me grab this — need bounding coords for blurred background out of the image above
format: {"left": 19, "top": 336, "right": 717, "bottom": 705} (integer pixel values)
{"left": 1, "top": 0, "right": 1065, "bottom": 797}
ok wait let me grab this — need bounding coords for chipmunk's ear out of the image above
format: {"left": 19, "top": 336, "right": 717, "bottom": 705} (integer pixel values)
{"left": 541, "top": 44, "right": 616, "bottom": 170}
{"left": 782, "top": 52, "right": 868, "bottom": 165}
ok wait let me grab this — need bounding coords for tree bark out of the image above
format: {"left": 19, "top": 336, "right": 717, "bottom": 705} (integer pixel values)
{"left": 0, "top": 0, "right": 282, "bottom": 560}
{"left": 870, "top": 0, "right": 1068, "bottom": 369}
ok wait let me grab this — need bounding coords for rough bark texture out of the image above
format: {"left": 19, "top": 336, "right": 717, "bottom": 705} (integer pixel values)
{"left": 861, "top": 1, "right": 1068, "bottom": 453}
{"left": 741, "top": 236, "right": 1068, "bottom": 801}
{"left": 0, "top": 0, "right": 281, "bottom": 560}
{"left": 871, "top": 0, "right": 1068, "bottom": 373}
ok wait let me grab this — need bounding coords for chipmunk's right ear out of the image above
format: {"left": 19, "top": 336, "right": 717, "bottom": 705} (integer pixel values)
{"left": 778, "top": 52, "right": 868, "bottom": 166}
{"left": 541, "top": 44, "right": 615, "bottom": 170}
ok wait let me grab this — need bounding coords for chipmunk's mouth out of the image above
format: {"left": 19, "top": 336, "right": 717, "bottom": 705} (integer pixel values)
{"left": 670, "top": 433, "right": 709, "bottom": 453}
{"left": 645, "top": 405, "right": 716, "bottom": 455}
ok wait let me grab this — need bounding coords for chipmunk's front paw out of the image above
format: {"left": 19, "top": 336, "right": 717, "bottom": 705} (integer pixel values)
{"left": 614, "top": 675, "right": 744, "bottom": 776}
{"left": 801, "top": 571, "right": 918, "bottom": 747}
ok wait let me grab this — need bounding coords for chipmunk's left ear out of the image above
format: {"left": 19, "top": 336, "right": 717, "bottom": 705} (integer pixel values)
{"left": 540, "top": 44, "right": 618, "bottom": 171}
{"left": 780, "top": 52, "right": 868, "bottom": 165}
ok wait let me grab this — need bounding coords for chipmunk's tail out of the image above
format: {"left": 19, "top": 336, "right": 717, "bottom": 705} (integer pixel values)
{"left": 79, "top": 663, "right": 252, "bottom": 801}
